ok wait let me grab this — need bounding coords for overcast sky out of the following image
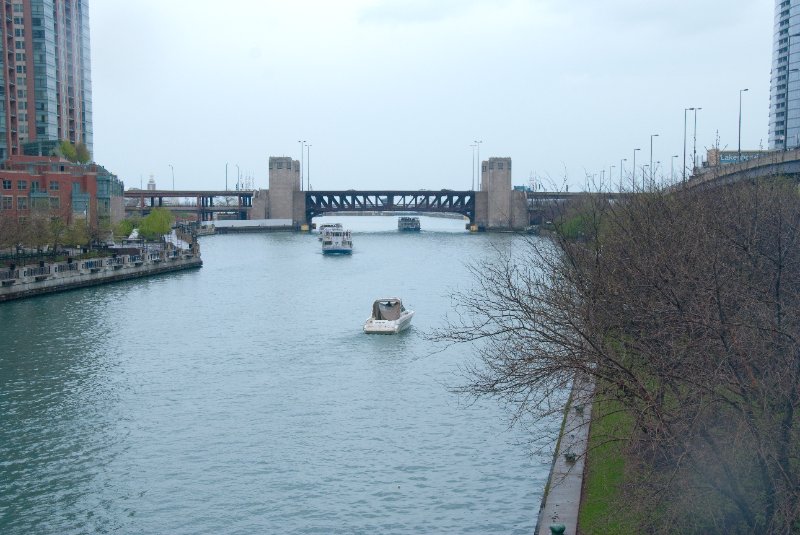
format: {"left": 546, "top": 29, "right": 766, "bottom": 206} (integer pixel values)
{"left": 90, "top": 0, "right": 774, "bottom": 192}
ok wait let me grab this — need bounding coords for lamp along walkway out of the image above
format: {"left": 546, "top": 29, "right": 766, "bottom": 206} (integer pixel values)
{"left": 536, "top": 374, "right": 595, "bottom": 535}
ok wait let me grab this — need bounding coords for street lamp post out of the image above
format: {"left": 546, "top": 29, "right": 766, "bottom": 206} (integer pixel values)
{"left": 738, "top": 88, "right": 749, "bottom": 162}
{"left": 649, "top": 134, "right": 659, "bottom": 190}
{"left": 671, "top": 155, "right": 678, "bottom": 183}
{"left": 469, "top": 144, "right": 477, "bottom": 190}
{"left": 683, "top": 107, "right": 694, "bottom": 183}
{"left": 619, "top": 159, "right": 626, "bottom": 193}
{"left": 297, "top": 140, "right": 306, "bottom": 190}
{"left": 473, "top": 140, "right": 483, "bottom": 190}
{"left": 693, "top": 108, "right": 702, "bottom": 172}
{"left": 306, "top": 144, "right": 312, "bottom": 190}
{"left": 609, "top": 165, "right": 615, "bottom": 192}
{"left": 236, "top": 164, "right": 240, "bottom": 190}
{"left": 169, "top": 164, "right": 174, "bottom": 191}
{"left": 225, "top": 162, "right": 228, "bottom": 190}
{"left": 632, "top": 149, "right": 640, "bottom": 191}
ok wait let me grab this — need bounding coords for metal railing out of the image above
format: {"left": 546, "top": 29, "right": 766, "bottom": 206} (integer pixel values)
{"left": 23, "top": 266, "right": 51, "bottom": 277}
{"left": 0, "top": 268, "right": 18, "bottom": 280}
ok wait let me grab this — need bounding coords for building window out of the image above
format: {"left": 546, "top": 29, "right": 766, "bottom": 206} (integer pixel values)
{"left": 31, "top": 196, "right": 48, "bottom": 210}
{"left": 49, "top": 197, "right": 60, "bottom": 209}
{"left": 1, "top": 196, "right": 12, "bottom": 209}
{"left": 277, "top": 161, "right": 284, "bottom": 169}
{"left": 30, "top": 181, "right": 39, "bottom": 192}
{"left": 489, "top": 163, "right": 494, "bottom": 170}
{"left": 17, "top": 180, "right": 27, "bottom": 190}
{"left": 17, "top": 196, "right": 27, "bottom": 210}
{"left": 498, "top": 162, "right": 504, "bottom": 170}
{"left": 49, "top": 181, "right": 59, "bottom": 191}
{"left": 482, "top": 164, "right": 487, "bottom": 172}
{"left": 2, "top": 180, "right": 10, "bottom": 190}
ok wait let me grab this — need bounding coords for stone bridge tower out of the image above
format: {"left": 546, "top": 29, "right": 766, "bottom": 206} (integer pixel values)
{"left": 474, "top": 157, "right": 528, "bottom": 230}
{"left": 251, "top": 156, "right": 306, "bottom": 226}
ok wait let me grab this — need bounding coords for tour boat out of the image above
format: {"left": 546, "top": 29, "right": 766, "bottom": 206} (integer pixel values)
{"left": 321, "top": 227, "right": 353, "bottom": 254}
{"left": 317, "top": 222, "right": 343, "bottom": 240}
{"left": 397, "top": 216, "right": 421, "bottom": 231}
{"left": 363, "top": 297, "right": 414, "bottom": 334}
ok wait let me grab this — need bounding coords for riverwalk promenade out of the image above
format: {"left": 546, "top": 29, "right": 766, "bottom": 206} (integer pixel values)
{"left": 0, "top": 246, "right": 201, "bottom": 302}
{"left": 536, "top": 374, "right": 594, "bottom": 535}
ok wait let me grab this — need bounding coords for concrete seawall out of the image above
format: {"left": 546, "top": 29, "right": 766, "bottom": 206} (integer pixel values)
{"left": 535, "top": 374, "right": 594, "bottom": 535}
{"left": 0, "top": 252, "right": 202, "bottom": 302}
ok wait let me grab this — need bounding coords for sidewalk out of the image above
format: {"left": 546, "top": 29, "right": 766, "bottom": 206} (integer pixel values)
{"left": 536, "top": 375, "right": 594, "bottom": 535}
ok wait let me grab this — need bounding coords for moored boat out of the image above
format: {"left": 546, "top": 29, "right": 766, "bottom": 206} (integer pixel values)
{"left": 398, "top": 216, "right": 421, "bottom": 231}
{"left": 321, "top": 227, "right": 353, "bottom": 254}
{"left": 363, "top": 297, "right": 414, "bottom": 334}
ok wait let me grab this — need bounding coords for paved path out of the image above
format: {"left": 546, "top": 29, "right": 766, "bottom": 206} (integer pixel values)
{"left": 536, "top": 375, "right": 594, "bottom": 535}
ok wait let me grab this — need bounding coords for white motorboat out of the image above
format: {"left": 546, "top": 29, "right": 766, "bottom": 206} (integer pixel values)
{"left": 363, "top": 297, "right": 414, "bottom": 334}
{"left": 321, "top": 227, "right": 353, "bottom": 254}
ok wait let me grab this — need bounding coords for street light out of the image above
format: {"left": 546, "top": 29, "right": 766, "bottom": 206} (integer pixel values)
{"left": 738, "top": 88, "right": 749, "bottom": 162}
{"left": 169, "top": 164, "right": 174, "bottom": 191}
{"left": 632, "top": 149, "right": 640, "bottom": 191}
{"left": 469, "top": 144, "right": 477, "bottom": 190}
{"left": 683, "top": 107, "right": 695, "bottom": 183}
{"left": 225, "top": 162, "right": 228, "bottom": 191}
{"left": 609, "top": 165, "right": 615, "bottom": 192}
{"left": 306, "top": 144, "right": 312, "bottom": 190}
{"left": 619, "top": 159, "right": 626, "bottom": 193}
{"left": 236, "top": 164, "right": 240, "bottom": 191}
{"left": 693, "top": 107, "right": 702, "bottom": 171}
{"left": 649, "top": 134, "right": 659, "bottom": 190}
{"left": 473, "top": 140, "right": 483, "bottom": 190}
{"left": 671, "top": 155, "right": 678, "bottom": 183}
{"left": 297, "top": 140, "right": 306, "bottom": 190}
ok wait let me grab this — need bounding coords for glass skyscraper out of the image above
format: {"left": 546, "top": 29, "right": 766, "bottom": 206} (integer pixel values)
{"left": 0, "top": 0, "right": 92, "bottom": 161}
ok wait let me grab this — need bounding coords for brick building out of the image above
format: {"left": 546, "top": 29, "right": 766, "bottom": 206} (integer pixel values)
{"left": 0, "top": 155, "right": 123, "bottom": 228}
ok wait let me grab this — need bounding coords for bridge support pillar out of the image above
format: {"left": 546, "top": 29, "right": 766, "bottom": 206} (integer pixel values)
{"left": 268, "top": 156, "right": 302, "bottom": 227}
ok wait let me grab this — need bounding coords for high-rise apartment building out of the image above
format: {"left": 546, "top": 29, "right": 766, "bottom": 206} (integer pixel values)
{"left": 770, "top": 0, "right": 797, "bottom": 149}
{"left": 0, "top": 0, "right": 92, "bottom": 161}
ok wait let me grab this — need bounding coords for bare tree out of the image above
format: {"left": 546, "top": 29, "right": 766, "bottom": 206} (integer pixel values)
{"left": 433, "top": 178, "right": 800, "bottom": 533}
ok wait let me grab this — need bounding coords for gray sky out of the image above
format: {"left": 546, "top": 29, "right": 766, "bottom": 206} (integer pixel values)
{"left": 90, "top": 0, "right": 774, "bottom": 192}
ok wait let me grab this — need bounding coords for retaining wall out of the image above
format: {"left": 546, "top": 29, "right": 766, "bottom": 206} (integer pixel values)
{"left": 0, "top": 252, "right": 202, "bottom": 302}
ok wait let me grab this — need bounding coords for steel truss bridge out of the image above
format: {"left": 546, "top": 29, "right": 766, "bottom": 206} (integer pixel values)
{"left": 305, "top": 190, "right": 475, "bottom": 223}
{"left": 124, "top": 190, "right": 254, "bottom": 221}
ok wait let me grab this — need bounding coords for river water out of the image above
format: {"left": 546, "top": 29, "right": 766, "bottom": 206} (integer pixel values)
{"left": 0, "top": 216, "right": 552, "bottom": 534}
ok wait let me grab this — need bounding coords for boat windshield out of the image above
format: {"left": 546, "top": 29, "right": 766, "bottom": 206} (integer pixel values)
{"left": 373, "top": 300, "right": 403, "bottom": 320}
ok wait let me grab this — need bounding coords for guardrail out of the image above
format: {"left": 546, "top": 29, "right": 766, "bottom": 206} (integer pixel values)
{"left": 0, "top": 268, "right": 19, "bottom": 280}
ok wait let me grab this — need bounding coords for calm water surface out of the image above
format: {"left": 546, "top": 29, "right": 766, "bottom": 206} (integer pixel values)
{"left": 0, "top": 216, "right": 552, "bottom": 534}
